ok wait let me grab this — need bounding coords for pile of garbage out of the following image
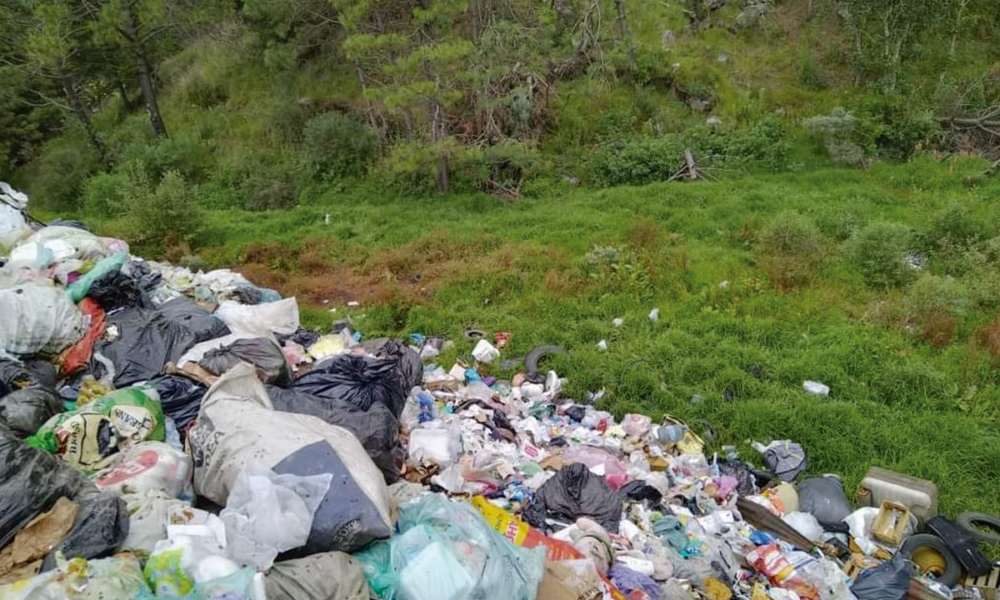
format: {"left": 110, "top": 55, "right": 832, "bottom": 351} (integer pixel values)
{"left": 1, "top": 183, "right": 998, "bottom": 600}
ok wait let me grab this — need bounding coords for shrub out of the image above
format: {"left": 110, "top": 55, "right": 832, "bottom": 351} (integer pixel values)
{"left": 851, "top": 221, "right": 917, "bottom": 288}
{"left": 28, "top": 139, "right": 100, "bottom": 211}
{"left": 303, "top": 111, "right": 377, "bottom": 180}
{"left": 179, "top": 73, "right": 228, "bottom": 108}
{"left": 804, "top": 108, "right": 865, "bottom": 166}
{"left": 853, "top": 93, "right": 938, "bottom": 161}
{"left": 121, "top": 166, "right": 201, "bottom": 252}
{"left": 684, "top": 118, "right": 791, "bottom": 172}
{"left": 81, "top": 171, "right": 128, "bottom": 218}
{"left": 755, "top": 212, "right": 824, "bottom": 289}
{"left": 118, "top": 136, "right": 214, "bottom": 183}
{"left": 592, "top": 137, "right": 685, "bottom": 186}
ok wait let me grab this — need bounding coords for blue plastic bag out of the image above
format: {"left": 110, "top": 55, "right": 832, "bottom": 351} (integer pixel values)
{"left": 356, "top": 493, "right": 545, "bottom": 600}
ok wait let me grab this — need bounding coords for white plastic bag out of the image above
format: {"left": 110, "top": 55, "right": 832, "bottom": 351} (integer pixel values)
{"left": 215, "top": 298, "right": 299, "bottom": 338}
{"left": 121, "top": 491, "right": 199, "bottom": 553}
{"left": 471, "top": 339, "right": 500, "bottom": 363}
{"left": 221, "top": 466, "right": 332, "bottom": 570}
{"left": 783, "top": 511, "right": 825, "bottom": 543}
{"left": 95, "top": 441, "right": 193, "bottom": 499}
{"left": 0, "top": 283, "right": 84, "bottom": 356}
{"left": 408, "top": 426, "right": 460, "bottom": 466}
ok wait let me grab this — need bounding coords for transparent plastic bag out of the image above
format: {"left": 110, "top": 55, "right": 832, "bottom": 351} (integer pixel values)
{"left": 221, "top": 466, "right": 332, "bottom": 570}
{"left": 356, "top": 493, "right": 545, "bottom": 600}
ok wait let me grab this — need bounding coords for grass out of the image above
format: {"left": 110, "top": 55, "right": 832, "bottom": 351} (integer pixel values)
{"left": 70, "top": 155, "right": 1000, "bottom": 519}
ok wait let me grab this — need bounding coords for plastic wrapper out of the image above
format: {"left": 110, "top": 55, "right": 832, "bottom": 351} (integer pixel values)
{"left": 187, "top": 363, "right": 394, "bottom": 554}
{"left": 782, "top": 512, "right": 825, "bottom": 543}
{"left": 0, "top": 387, "right": 62, "bottom": 439}
{"left": 356, "top": 493, "right": 545, "bottom": 600}
{"left": 0, "top": 283, "right": 84, "bottom": 357}
{"left": 94, "top": 441, "right": 193, "bottom": 498}
{"left": 59, "top": 299, "right": 105, "bottom": 377}
{"left": 746, "top": 543, "right": 820, "bottom": 600}
{"left": 220, "top": 466, "right": 332, "bottom": 570}
{"left": 0, "top": 553, "right": 148, "bottom": 600}
{"left": 27, "top": 387, "right": 165, "bottom": 472}
{"left": 120, "top": 491, "right": 198, "bottom": 554}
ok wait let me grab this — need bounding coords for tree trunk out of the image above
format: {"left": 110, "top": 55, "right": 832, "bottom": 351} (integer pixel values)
{"left": 431, "top": 101, "right": 449, "bottom": 193}
{"left": 118, "top": 80, "right": 135, "bottom": 113}
{"left": 124, "top": 3, "right": 167, "bottom": 137}
{"left": 613, "top": 0, "right": 636, "bottom": 69}
{"left": 60, "top": 70, "right": 109, "bottom": 166}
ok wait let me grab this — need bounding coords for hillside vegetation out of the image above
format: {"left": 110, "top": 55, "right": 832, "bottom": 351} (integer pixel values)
{"left": 4, "top": 0, "right": 1000, "bottom": 514}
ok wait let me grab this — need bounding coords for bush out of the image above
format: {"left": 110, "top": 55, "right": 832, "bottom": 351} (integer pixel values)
{"left": 179, "top": 73, "right": 228, "bottom": 109}
{"left": 81, "top": 171, "right": 129, "bottom": 218}
{"left": 756, "top": 212, "right": 824, "bottom": 289}
{"left": 851, "top": 221, "right": 917, "bottom": 288}
{"left": 121, "top": 166, "right": 201, "bottom": 252}
{"left": 853, "top": 93, "right": 938, "bottom": 161}
{"left": 118, "top": 136, "right": 214, "bottom": 183}
{"left": 211, "top": 150, "right": 308, "bottom": 210}
{"left": 303, "top": 111, "right": 377, "bottom": 180}
{"left": 592, "top": 137, "right": 685, "bottom": 187}
{"left": 804, "top": 108, "right": 865, "bottom": 166}
{"left": 684, "top": 118, "right": 791, "bottom": 172}
{"left": 27, "top": 138, "right": 100, "bottom": 211}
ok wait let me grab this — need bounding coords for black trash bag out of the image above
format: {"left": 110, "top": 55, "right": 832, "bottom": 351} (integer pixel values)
{"left": 126, "top": 261, "right": 163, "bottom": 293}
{"left": 361, "top": 338, "right": 422, "bottom": 392}
{"left": 0, "top": 431, "right": 96, "bottom": 550}
{"left": 200, "top": 337, "right": 291, "bottom": 385}
{"left": 798, "top": 476, "right": 853, "bottom": 528}
{"left": 0, "top": 387, "right": 63, "bottom": 438}
{"left": 157, "top": 296, "right": 231, "bottom": 344}
{"left": 92, "top": 307, "right": 199, "bottom": 387}
{"left": 0, "top": 358, "right": 35, "bottom": 395}
{"left": 718, "top": 459, "right": 766, "bottom": 497}
{"left": 618, "top": 480, "right": 663, "bottom": 505}
{"left": 42, "top": 493, "right": 129, "bottom": 571}
{"left": 150, "top": 375, "right": 206, "bottom": 433}
{"left": 523, "top": 463, "right": 622, "bottom": 534}
{"left": 760, "top": 441, "right": 808, "bottom": 482}
{"left": 851, "top": 552, "right": 914, "bottom": 600}
{"left": 277, "top": 328, "right": 321, "bottom": 349}
{"left": 230, "top": 285, "right": 264, "bottom": 305}
{"left": 267, "top": 385, "right": 403, "bottom": 484}
{"left": 88, "top": 270, "right": 153, "bottom": 312}
{"left": 23, "top": 359, "right": 58, "bottom": 389}
{"left": 48, "top": 218, "right": 90, "bottom": 231}
{"left": 291, "top": 354, "right": 407, "bottom": 417}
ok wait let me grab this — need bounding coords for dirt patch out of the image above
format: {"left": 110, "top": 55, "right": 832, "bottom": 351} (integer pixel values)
{"left": 233, "top": 232, "right": 538, "bottom": 310}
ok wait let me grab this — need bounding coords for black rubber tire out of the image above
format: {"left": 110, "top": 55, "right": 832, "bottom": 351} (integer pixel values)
{"left": 463, "top": 328, "right": 486, "bottom": 341}
{"left": 524, "top": 345, "right": 567, "bottom": 383}
{"left": 899, "top": 534, "right": 962, "bottom": 587}
{"left": 958, "top": 512, "right": 1000, "bottom": 544}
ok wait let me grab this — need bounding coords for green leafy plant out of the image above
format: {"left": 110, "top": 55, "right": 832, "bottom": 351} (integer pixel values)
{"left": 852, "top": 221, "right": 917, "bottom": 288}
{"left": 303, "top": 111, "right": 378, "bottom": 181}
{"left": 756, "top": 212, "right": 824, "bottom": 289}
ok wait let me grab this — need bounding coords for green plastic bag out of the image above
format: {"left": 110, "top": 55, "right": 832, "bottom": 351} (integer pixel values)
{"left": 66, "top": 252, "right": 128, "bottom": 303}
{"left": 27, "top": 386, "right": 165, "bottom": 472}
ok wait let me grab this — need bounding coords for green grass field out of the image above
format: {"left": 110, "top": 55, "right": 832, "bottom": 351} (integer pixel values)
{"left": 91, "top": 155, "right": 1000, "bottom": 519}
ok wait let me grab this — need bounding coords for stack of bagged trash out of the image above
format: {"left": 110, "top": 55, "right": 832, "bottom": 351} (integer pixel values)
{"left": 1, "top": 182, "right": 998, "bottom": 600}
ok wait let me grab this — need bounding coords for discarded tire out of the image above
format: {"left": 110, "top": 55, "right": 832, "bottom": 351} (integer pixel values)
{"left": 957, "top": 512, "right": 1000, "bottom": 544}
{"left": 899, "top": 534, "right": 961, "bottom": 587}
{"left": 525, "top": 344, "right": 567, "bottom": 383}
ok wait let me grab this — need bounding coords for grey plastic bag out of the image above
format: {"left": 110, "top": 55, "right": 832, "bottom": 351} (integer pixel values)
{"left": 200, "top": 337, "right": 291, "bottom": 384}
{"left": 266, "top": 552, "right": 371, "bottom": 600}
{"left": 798, "top": 476, "right": 853, "bottom": 528}
{"left": 851, "top": 552, "right": 914, "bottom": 600}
